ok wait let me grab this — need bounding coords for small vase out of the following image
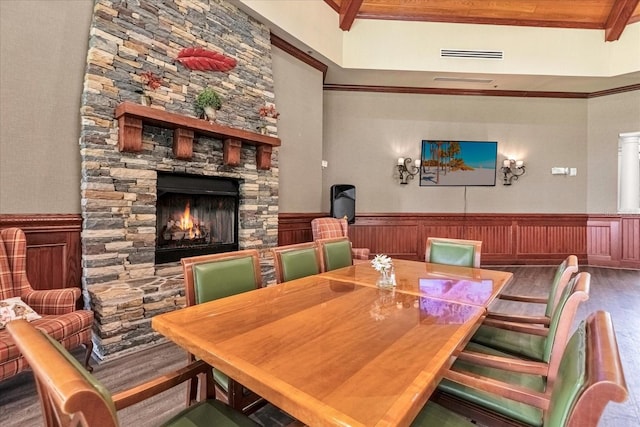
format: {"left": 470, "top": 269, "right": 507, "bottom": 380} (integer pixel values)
{"left": 203, "top": 106, "right": 217, "bottom": 122}
{"left": 376, "top": 269, "right": 394, "bottom": 289}
{"left": 259, "top": 126, "right": 268, "bottom": 135}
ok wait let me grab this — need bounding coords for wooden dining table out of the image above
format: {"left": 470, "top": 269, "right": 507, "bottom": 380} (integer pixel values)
{"left": 152, "top": 260, "right": 513, "bottom": 427}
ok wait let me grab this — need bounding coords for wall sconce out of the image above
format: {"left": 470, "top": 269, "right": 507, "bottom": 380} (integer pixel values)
{"left": 501, "top": 159, "right": 525, "bottom": 185}
{"left": 397, "top": 157, "right": 421, "bottom": 184}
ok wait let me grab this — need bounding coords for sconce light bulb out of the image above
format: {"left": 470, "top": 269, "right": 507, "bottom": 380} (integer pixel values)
{"left": 398, "top": 157, "right": 405, "bottom": 165}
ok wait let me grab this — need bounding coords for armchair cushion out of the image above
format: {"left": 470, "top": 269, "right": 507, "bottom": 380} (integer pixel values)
{"left": 411, "top": 401, "right": 474, "bottom": 427}
{"left": 161, "top": 399, "right": 259, "bottom": 427}
{"left": 23, "top": 287, "right": 81, "bottom": 315}
{"left": 471, "top": 324, "right": 546, "bottom": 361}
{"left": 0, "top": 297, "right": 41, "bottom": 328}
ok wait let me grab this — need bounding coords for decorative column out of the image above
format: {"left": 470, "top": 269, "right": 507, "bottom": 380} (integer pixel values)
{"left": 618, "top": 131, "right": 640, "bottom": 213}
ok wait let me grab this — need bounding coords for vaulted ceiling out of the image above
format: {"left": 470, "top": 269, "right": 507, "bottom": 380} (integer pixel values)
{"left": 311, "top": 0, "right": 640, "bottom": 95}
{"left": 325, "top": 0, "right": 640, "bottom": 41}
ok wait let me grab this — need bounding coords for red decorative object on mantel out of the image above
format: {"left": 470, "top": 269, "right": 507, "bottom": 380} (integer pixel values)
{"left": 176, "top": 47, "right": 237, "bottom": 72}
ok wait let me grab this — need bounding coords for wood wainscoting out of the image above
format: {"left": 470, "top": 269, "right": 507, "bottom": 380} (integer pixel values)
{"left": 279, "top": 213, "right": 640, "bottom": 268}
{"left": 588, "top": 215, "right": 640, "bottom": 269}
{"left": 0, "top": 214, "right": 82, "bottom": 290}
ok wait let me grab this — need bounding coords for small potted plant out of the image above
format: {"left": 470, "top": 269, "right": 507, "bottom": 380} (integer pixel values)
{"left": 195, "top": 88, "right": 222, "bottom": 122}
{"left": 137, "top": 71, "right": 162, "bottom": 106}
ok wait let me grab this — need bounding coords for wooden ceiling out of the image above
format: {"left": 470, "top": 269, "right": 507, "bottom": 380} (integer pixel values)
{"left": 325, "top": 0, "right": 640, "bottom": 41}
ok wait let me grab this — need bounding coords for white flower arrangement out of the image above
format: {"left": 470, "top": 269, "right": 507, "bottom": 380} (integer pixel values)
{"left": 371, "top": 254, "right": 393, "bottom": 272}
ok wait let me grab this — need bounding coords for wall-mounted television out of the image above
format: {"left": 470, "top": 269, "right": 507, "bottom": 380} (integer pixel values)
{"left": 419, "top": 140, "right": 497, "bottom": 186}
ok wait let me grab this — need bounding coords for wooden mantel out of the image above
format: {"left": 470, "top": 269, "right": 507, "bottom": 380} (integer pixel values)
{"left": 115, "top": 102, "right": 281, "bottom": 170}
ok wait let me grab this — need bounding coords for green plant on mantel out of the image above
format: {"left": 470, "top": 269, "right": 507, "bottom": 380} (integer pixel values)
{"left": 194, "top": 88, "right": 222, "bottom": 121}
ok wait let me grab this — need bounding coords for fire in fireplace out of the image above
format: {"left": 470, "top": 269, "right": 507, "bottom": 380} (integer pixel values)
{"left": 156, "top": 173, "right": 239, "bottom": 264}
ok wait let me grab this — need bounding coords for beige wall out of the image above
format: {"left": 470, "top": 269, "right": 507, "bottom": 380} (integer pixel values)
{"left": 587, "top": 91, "right": 640, "bottom": 213}
{"left": 322, "top": 91, "right": 589, "bottom": 213}
{"left": 272, "top": 47, "right": 324, "bottom": 212}
{"left": 0, "top": 1, "right": 92, "bottom": 214}
{"left": 1, "top": 0, "right": 638, "bottom": 216}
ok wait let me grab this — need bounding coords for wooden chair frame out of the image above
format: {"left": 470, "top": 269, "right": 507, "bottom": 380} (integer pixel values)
{"left": 7, "top": 319, "right": 216, "bottom": 427}
{"left": 271, "top": 242, "right": 322, "bottom": 283}
{"left": 316, "top": 237, "right": 354, "bottom": 272}
{"left": 460, "top": 272, "right": 590, "bottom": 391}
{"left": 181, "top": 249, "right": 264, "bottom": 414}
{"left": 435, "top": 311, "right": 628, "bottom": 427}
{"left": 488, "top": 255, "right": 579, "bottom": 327}
{"left": 424, "top": 237, "right": 482, "bottom": 268}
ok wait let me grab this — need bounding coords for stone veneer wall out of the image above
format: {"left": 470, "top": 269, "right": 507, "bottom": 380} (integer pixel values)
{"left": 79, "top": 0, "right": 278, "bottom": 359}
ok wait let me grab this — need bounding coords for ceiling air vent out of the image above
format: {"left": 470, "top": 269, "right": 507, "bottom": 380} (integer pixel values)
{"left": 441, "top": 49, "right": 503, "bottom": 60}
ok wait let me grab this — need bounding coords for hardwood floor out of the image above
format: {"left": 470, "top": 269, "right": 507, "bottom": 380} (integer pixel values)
{"left": 0, "top": 266, "right": 638, "bottom": 426}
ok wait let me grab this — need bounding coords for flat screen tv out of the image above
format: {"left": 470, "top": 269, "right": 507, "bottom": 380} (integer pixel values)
{"left": 419, "top": 140, "right": 497, "bottom": 186}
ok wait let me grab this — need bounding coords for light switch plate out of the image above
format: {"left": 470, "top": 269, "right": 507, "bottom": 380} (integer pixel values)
{"left": 551, "top": 167, "right": 568, "bottom": 175}
{"left": 569, "top": 168, "right": 577, "bottom": 176}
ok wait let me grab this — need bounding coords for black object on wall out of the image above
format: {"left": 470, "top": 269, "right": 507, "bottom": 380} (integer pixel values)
{"left": 330, "top": 184, "right": 356, "bottom": 224}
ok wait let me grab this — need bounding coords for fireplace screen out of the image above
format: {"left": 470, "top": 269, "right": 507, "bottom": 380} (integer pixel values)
{"left": 156, "top": 174, "right": 239, "bottom": 264}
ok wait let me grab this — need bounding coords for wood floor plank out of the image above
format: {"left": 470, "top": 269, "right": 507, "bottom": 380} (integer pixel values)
{"left": 0, "top": 266, "right": 638, "bottom": 426}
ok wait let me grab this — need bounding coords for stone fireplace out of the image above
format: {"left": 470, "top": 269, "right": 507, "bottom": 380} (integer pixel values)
{"left": 79, "top": 0, "right": 279, "bottom": 359}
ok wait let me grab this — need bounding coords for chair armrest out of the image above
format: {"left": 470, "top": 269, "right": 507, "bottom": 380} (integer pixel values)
{"left": 444, "top": 368, "right": 550, "bottom": 411}
{"left": 457, "top": 350, "right": 549, "bottom": 375}
{"left": 486, "top": 312, "right": 551, "bottom": 326}
{"left": 498, "top": 294, "right": 547, "bottom": 304}
{"left": 481, "top": 318, "right": 550, "bottom": 336}
{"left": 113, "top": 360, "right": 214, "bottom": 410}
{"left": 352, "top": 248, "right": 370, "bottom": 260}
{"left": 23, "top": 288, "right": 81, "bottom": 315}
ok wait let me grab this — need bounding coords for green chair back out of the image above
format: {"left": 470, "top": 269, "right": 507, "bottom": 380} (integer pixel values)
{"left": 544, "top": 256, "right": 577, "bottom": 317}
{"left": 544, "top": 323, "right": 587, "bottom": 427}
{"left": 541, "top": 274, "right": 579, "bottom": 363}
{"left": 428, "top": 240, "right": 478, "bottom": 268}
{"left": 321, "top": 239, "right": 353, "bottom": 271}
{"left": 193, "top": 256, "right": 258, "bottom": 304}
{"left": 281, "top": 248, "right": 321, "bottom": 282}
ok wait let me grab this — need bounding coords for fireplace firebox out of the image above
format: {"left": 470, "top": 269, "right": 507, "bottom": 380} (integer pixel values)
{"left": 156, "top": 173, "right": 239, "bottom": 264}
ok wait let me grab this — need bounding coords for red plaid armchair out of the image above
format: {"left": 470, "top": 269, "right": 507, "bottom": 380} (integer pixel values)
{"left": 0, "top": 227, "right": 94, "bottom": 381}
{"left": 311, "top": 217, "right": 370, "bottom": 260}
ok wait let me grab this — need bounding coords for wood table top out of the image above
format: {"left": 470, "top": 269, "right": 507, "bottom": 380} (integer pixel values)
{"left": 322, "top": 259, "right": 513, "bottom": 307}
{"left": 152, "top": 270, "right": 492, "bottom": 426}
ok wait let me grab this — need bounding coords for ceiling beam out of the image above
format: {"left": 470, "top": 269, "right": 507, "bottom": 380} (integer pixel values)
{"left": 605, "top": 0, "right": 640, "bottom": 41}
{"left": 340, "top": 0, "right": 364, "bottom": 31}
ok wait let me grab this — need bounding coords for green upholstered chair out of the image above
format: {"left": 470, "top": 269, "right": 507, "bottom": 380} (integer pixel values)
{"left": 487, "top": 255, "right": 579, "bottom": 327}
{"left": 7, "top": 319, "right": 258, "bottom": 427}
{"left": 471, "top": 272, "right": 589, "bottom": 373}
{"left": 181, "top": 250, "right": 264, "bottom": 414}
{"left": 271, "top": 242, "right": 322, "bottom": 283}
{"left": 431, "top": 272, "right": 590, "bottom": 424}
{"left": 425, "top": 237, "right": 482, "bottom": 268}
{"left": 411, "top": 311, "right": 627, "bottom": 427}
{"left": 316, "top": 237, "right": 354, "bottom": 271}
